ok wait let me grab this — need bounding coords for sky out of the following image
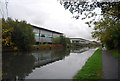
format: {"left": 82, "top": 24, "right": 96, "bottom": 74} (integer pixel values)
{"left": 0, "top": 0, "right": 101, "bottom": 41}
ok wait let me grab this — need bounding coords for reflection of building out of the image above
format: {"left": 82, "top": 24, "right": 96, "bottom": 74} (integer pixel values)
{"left": 32, "top": 52, "right": 63, "bottom": 67}
{"left": 33, "top": 26, "right": 63, "bottom": 45}
{"left": 70, "top": 38, "right": 91, "bottom": 44}
{"left": 71, "top": 47, "right": 89, "bottom": 53}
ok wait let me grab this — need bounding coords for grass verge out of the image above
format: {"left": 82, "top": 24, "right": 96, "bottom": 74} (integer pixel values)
{"left": 109, "top": 49, "right": 120, "bottom": 60}
{"left": 73, "top": 47, "right": 102, "bottom": 80}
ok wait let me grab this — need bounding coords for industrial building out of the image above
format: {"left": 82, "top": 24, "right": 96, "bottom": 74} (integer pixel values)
{"left": 70, "top": 38, "right": 91, "bottom": 44}
{"left": 33, "top": 26, "right": 63, "bottom": 45}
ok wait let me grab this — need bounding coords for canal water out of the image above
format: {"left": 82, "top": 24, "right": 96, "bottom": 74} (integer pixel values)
{"left": 2, "top": 47, "right": 96, "bottom": 80}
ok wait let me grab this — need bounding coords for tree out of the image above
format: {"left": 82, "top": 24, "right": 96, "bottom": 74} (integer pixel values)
{"left": 59, "top": 0, "right": 120, "bottom": 50}
{"left": 12, "top": 20, "right": 35, "bottom": 50}
{"left": 2, "top": 18, "right": 14, "bottom": 48}
{"left": 92, "top": 13, "right": 120, "bottom": 50}
{"left": 58, "top": 0, "right": 120, "bottom": 20}
{"left": 52, "top": 37, "right": 60, "bottom": 44}
{"left": 52, "top": 36, "right": 71, "bottom": 47}
{"left": 91, "top": 2, "right": 120, "bottom": 49}
{"left": 2, "top": 18, "right": 35, "bottom": 51}
{"left": 58, "top": 0, "right": 120, "bottom": 27}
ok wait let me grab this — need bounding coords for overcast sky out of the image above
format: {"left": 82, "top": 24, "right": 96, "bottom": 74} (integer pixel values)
{"left": 0, "top": 0, "right": 101, "bottom": 41}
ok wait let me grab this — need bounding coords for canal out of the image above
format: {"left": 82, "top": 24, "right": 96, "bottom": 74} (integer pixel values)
{"left": 2, "top": 47, "right": 96, "bottom": 80}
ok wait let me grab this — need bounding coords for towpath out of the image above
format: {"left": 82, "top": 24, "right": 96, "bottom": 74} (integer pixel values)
{"left": 102, "top": 48, "right": 120, "bottom": 80}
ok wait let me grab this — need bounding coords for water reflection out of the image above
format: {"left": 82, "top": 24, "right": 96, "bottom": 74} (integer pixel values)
{"left": 71, "top": 47, "right": 89, "bottom": 53}
{"left": 26, "top": 48, "right": 96, "bottom": 79}
{"left": 2, "top": 47, "right": 96, "bottom": 80}
{"left": 2, "top": 48, "right": 70, "bottom": 80}
{"left": 32, "top": 49, "right": 70, "bottom": 67}
{"left": 2, "top": 52, "right": 35, "bottom": 80}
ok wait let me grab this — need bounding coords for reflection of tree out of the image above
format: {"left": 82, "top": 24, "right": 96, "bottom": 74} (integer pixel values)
{"left": 71, "top": 47, "right": 89, "bottom": 53}
{"left": 2, "top": 52, "right": 35, "bottom": 80}
{"left": 51, "top": 48, "right": 70, "bottom": 59}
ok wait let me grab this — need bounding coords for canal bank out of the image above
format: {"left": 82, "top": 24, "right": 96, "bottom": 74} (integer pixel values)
{"left": 2, "top": 47, "right": 97, "bottom": 80}
{"left": 25, "top": 48, "right": 96, "bottom": 79}
{"left": 73, "top": 47, "right": 102, "bottom": 79}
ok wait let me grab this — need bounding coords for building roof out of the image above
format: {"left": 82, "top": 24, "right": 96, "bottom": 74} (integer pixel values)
{"left": 32, "top": 25, "right": 63, "bottom": 34}
{"left": 70, "top": 38, "right": 90, "bottom": 41}
{"left": 70, "top": 38, "right": 86, "bottom": 40}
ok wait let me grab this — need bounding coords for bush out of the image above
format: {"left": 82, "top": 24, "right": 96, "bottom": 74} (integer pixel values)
{"left": 52, "top": 36, "right": 70, "bottom": 47}
{"left": 2, "top": 18, "right": 35, "bottom": 51}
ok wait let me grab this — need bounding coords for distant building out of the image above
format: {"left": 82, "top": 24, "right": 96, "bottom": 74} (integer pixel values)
{"left": 70, "top": 38, "right": 91, "bottom": 44}
{"left": 32, "top": 26, "right": 63, "bottom": 45}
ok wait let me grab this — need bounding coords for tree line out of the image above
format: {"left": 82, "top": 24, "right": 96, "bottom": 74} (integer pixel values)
{"left": 2, "top": 18, "right": 35, "bottom": 51}
{"left": 92, "top": 2, "right": 120, "bottom": 50}
{"left": 52, "top": 36, "right": 71, "bottom": 47}
{"left": 59, "top": 0, "right": 120, "bottom": 50}
{"left": 2, "top": 18, "right": 71, "bottom": 51}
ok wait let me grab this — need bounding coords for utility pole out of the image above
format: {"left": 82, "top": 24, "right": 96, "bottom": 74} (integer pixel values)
{"left": 5, "top": 0, "right": 8, "bottom": 18}
{"left": 0, "top": 0, "right": 8, "bottom": 19}
{"left": 0, "top": 1, "right": 4, "bottom": 18}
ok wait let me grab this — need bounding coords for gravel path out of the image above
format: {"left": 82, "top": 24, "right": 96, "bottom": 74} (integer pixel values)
{"left": 102, "top": 48, "right": 120, "bottom": 80}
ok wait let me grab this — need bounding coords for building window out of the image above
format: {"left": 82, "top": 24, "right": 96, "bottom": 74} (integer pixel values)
{"left": 40, "top": 34, "right": 52, "bottom": 38}
{"left": 41, "top": 34, "right": 45, "bottom": 37}
{"left": 35, "top": 33, "right": 39, "bottom": 36}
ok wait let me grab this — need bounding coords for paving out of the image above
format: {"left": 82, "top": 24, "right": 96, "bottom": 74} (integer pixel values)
{"left": 102, "top": 48, "right": 120, "bottom": 80}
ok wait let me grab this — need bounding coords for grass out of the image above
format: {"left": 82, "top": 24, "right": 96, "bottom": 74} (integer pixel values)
{"left": 109, "top": 49, "right": 120, "bottom": 60}
{"left": 73, "top": 47, "right": 102, "bottom": 80}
